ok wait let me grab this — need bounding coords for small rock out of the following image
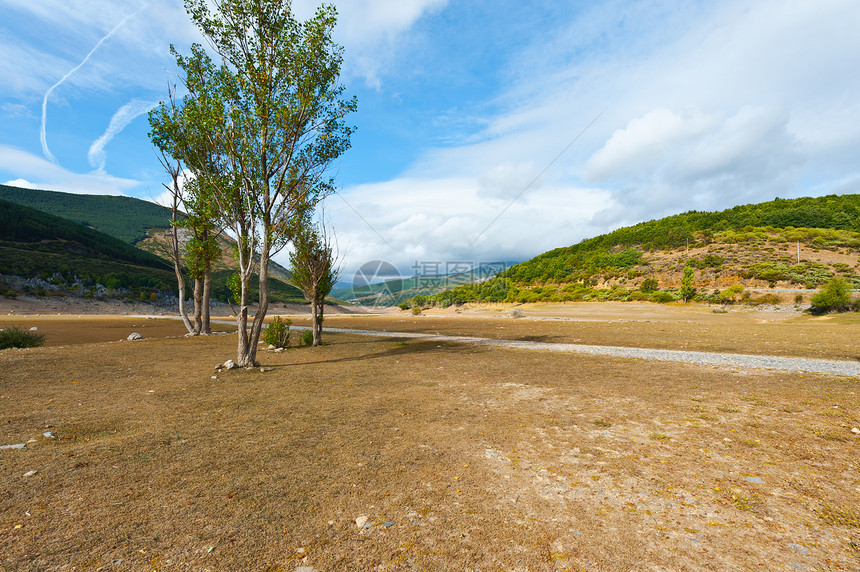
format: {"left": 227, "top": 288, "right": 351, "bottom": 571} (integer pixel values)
{"left": 0, "top": 444, "right": 25, "bottom": 450}
{"left": 30, "top": 327, "right": 38, "bottom": 331}
{"left": 382, "top": 521, "right": 395, "bottom": 528}
{"left": 745, "top": 476, "right": 764, "bottom": 484}
{"left": 294, "top": 567, "right": 316, "bottom": 572}
{"left": 211, "top": 376, "right": 218, "bottom": 380}
{"left": 127, "top": 333, "right": 143, "bottom": 341}
{"left": 355, "top": 515, "right": 368, "bottom": 528}
{"left": 27, "top": 438, "right": 36, "bottom": 443}
{"left": 851, "top": 427, "right": 860, "bottom": 435}
{"left": 274, "top": 348, "right": 284, "bottom": 353}
{"left": 296, "top": 547, "right": 305, "bottom": 554}
{"left": 43, "top": 432, "right": 56, "bottom": 439}
{"left": 788, "top": 542, "right": 809, "bottom": 554}
{"left": 268, "top": 344, "right": 276, "bottom": 350}
{"left": 23, "top": 470, "right": 37, "bottom": 477}
{"left": 223, "top": 360, "right": 238, "bottom": 370}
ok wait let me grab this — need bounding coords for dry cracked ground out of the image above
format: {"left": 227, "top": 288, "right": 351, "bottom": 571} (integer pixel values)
{"left": 0, "top": 305, "right": 859, "bottom": 570}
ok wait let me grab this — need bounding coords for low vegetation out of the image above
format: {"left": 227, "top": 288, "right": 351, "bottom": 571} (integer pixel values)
{"left": 0, "top": 325, "right": 45, "bottom": 349}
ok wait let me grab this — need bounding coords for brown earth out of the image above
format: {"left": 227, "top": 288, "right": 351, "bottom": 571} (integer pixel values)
{"left": 1, "top": 303, "right": 858, "bottom": 570}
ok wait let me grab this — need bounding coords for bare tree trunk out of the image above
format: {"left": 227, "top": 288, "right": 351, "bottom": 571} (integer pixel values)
{"left": 311, "top": 297, "right": 322, "bottom": 346}
{"left": 193, "top": 277, "right": 203, "bottom": 335}
{"left": 174, "top": 258, "right": 194, "bottom": 334}
{"left": 201, "top": 263, "right": 211, "bottom": 335}
{"left": 246, "top": 236, "right": 270, "bottom": 366}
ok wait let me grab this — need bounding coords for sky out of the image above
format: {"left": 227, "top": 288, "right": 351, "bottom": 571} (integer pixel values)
{"left": 2, "top": 0, "right": 860, "bottom": 284}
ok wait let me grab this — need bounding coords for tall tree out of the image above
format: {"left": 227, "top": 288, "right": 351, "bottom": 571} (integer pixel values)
{"left": 290, "top": 218, "right": 339, "bottom": 346}
{"left": 164, "top": 0, "right": 355, "bottom": 366}
{"left": 150, "top": 87, "right": 222, "bottom": 336}
{"left": 154, "top": 149, "right": 195, "bottom": 335}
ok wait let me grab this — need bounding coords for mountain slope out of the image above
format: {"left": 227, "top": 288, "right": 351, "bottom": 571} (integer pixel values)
{"left": 0, "top": 184, "right": 173, "bottom": 244}
{"left": 0, "top": 198, "right": 177, "bottom": 294}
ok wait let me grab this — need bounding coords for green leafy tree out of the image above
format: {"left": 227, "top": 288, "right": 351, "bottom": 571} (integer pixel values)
{"left": 680, "top": 264, "right": 695, "bottom": 303}
{"left": 155, "top": 0, "right": 355, "bottom": 366}
{"left": 810, "top": 276, "right": 853, "bottom": 314}
{"left": 289, "top": 220, "right": 339, "bottom": 347}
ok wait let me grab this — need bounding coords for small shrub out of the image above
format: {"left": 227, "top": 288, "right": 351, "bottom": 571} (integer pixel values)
{"left": 810, "top": 276, "right": 852, "bottom": 314}
{"left": 300, "top": 330, "right": 314, "bottom": 346}
{"left": 594, "top": 419, "right": 612, "bottom": 428}
{"left": 651, "top": 291, "right": 675, "bottom": 304}
{"left": 398, "top": 302, "right": 410, "bottom": 311}
{"left": 263, "top": 316, "right": 291, "bottom": 349}
{"left": 0, "top": 326, "right": 45, "bottom": 350}
{"left": 411, "top": 305, "right": 422, "bottom": 315}
{"left": 149, "top": 292, "right": 158, "bottom": 302}
{"left": 639, "top": 278, "right": 658, "bottom": 293}
{"left": 794, "top": 293, "right": 804, "bottom": 304}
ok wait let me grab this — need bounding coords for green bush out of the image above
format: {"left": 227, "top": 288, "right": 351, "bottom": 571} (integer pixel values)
{"left": 0, "top": 325, "right": 45, "bottom": 349}
{"left": 651, "top": 291, "right": 676, "bottom": 304}
{"left": 263, "top": 316, "right": 291, "bottom": 348}
{"left": 300, "top": 330, "right": 314, "bottom": 346}
{"left": 810, "top": 277, "right": 853, "bottom": 314}
{"left": 639, "top": 278, "right": 658, "bottom": 293}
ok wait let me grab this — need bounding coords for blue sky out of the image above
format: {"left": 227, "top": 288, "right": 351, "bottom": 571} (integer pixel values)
{"left": 2, "top": 0, "right": 860, "bottom": 280}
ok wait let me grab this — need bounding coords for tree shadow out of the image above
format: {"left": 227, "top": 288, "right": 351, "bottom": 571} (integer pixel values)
{"left": 263, "top": 338, "right": 478, "bottom": 369}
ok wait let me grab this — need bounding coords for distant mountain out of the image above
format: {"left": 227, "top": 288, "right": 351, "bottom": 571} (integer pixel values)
{"left": 421, "top": 194, "right": 860, "bottom": 306}
{"left": 332, "top": 262, "right": 516, "bottom": 306}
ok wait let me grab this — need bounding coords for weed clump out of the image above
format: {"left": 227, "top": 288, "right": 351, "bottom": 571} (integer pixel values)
{"left": 0, "top": 325, "right": 45, "bottom": 349}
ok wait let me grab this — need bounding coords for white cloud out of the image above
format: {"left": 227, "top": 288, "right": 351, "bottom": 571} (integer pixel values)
{"left": 310, "top": 177, "right": 609, "bottom": 277}
{"left": 0, "top": 144, "right": 140, "bottom": 195}
{"left": 88, "top": 98, "right": 159, "bottom": 171}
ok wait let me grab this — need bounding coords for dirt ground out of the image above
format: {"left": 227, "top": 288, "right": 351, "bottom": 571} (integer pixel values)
{"left": 1, "top": 303, "right": 859, "bottom": 570}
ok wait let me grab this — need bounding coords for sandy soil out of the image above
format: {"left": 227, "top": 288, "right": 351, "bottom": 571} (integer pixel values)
{"left": 1, "top": 313, "right": 858, "bottom": 570}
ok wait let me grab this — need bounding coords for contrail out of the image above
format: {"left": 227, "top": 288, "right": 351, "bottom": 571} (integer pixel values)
{"left": 40, "top": 3, "right": 148, "bottom": 164}
{"left": 88, "top": 98, "right": 159, "bottom": 171}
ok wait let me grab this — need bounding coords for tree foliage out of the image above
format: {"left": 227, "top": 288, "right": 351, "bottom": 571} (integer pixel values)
{"left": 289, "top": 220, "right": 338, "bottom": 346}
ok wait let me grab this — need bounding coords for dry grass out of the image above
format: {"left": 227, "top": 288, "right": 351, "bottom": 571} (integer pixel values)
{"left": 1, "top": 311, "right": 859, "bottom": 570}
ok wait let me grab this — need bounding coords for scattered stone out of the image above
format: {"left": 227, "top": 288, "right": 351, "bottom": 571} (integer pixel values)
{"left": 27, "top": 438, "right": 36, "bottom": 443}
{"left": 851, "top": 427, "right": 860, "bottom": 435}
{"left": 274, "top": 348, "right": 284, "bottom": 353}
{"left": 296, "top": 547, "right": 305, "bottom": 554}
{"left": 1, "top": 443, "right": 25, "bottom": 450}
{"left": 23, "top": 470, "right": 37, "bottom": 477}
{"left": 43, "top": 432, "right": 56, "bottom": 439}
{"left": 29, "top": 326, "right": 38, "bottom": 331}
{"left": 127, "top": 333, "right": 143, "bottom": 341}
{"left": 211, "top": 376, "right": 218, "bottom": 380}
{"left": 260, "top": 367, "right": 273, "bottom": 373}
{"left": 268, "top": 344, "right": 276, "bottom": 350}
{"left": 745, "top": 476, "right": 764, "bottom": 484}
{"left": 382, "top": 521, "right": 395, "bottom": 528}
{"left": 223, "top": 360, "right": 238, "bottom": 370}
{"left": 355, "top": 515, "right": 368, "bottom": 528}
{"left": 294, "top": 567, "right": 316, "bottom": 572}
{"left": 788, "top": 543, "right": 809, "bottom": 554}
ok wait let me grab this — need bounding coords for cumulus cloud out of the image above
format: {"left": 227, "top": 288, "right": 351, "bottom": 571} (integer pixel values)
{"left": 309, "top": 177, "right": 609, "bottom": 278}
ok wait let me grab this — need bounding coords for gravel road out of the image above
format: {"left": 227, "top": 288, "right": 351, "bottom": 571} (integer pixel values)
{"left": 313, "top": 326, "right": 860, "bottom": 377}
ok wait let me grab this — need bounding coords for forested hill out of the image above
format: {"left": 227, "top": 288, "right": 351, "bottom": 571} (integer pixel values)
{"left": 0, "top": 198, "right": 172, "bottom": 270}
{"left": 0, "top": 184, "right": 172, "bottom": 244}
{"left": 419, "top": 194, "right": 860, "bottom": 306}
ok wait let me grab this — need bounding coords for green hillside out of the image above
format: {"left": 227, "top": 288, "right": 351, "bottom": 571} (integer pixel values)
{"left": 0, "top": 184, "right": 173, "bottom": 244}
{"left": 421, "top": 194, "right": 860, "bottom": 306}
{"left": 0, "top": 198, "right": 176, "bottom": 294}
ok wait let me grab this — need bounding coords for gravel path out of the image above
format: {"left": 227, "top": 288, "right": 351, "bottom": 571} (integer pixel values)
{"left": 312, "top": 326, "right": 860, "bottom": 377}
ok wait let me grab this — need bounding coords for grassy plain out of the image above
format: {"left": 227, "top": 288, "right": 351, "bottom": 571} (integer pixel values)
{"left": 1, "top": 304, "right": 858, "bottom": 570}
